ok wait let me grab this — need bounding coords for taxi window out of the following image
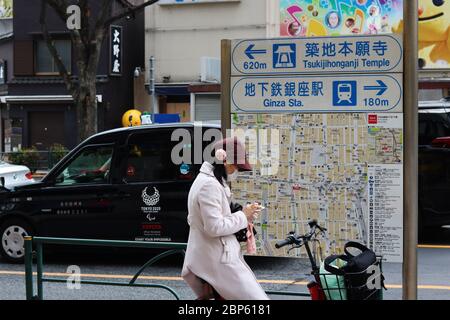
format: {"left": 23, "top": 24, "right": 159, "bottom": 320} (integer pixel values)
{"left": 55, "top": 145, "right": 113, "bottom": 186}
{"left": 124, "top": 130, "right": 194, "bottom": 183}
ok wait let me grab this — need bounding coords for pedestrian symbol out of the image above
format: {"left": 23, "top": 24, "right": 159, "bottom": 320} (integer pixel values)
{"left": 333, "top": 81, "right": 357, "bottom": 106}
{"left": 273, "top": 44, "right": 296, "bottom": 69}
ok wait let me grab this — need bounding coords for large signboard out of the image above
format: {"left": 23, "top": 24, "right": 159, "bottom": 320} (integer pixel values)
{"left": 0, "top": 0, "right": 12, "bottom": 19}
{"left": 232, "top": 35, "right": 403, "bottom": 75}
{"left": 232, "top": 112, "right": 404, "bottom": 262}
{"left": 231, "top": 74, "right": 403, "bottom": 113}
{"left": 280, "top": 0, "right": 403, "bottom": 37}
{"left": 280, "top": 0, "right": 450, "bottom": 70}
{"left": 228, "top": 34, "right": 404, "bottom": 262}
{"left": 416, "top": 0, "right": 450, "bottom": 69}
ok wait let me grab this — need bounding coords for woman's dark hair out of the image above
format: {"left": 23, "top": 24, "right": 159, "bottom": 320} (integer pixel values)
{"left": 212, "top": 162, "right": 227, "bottom": 186}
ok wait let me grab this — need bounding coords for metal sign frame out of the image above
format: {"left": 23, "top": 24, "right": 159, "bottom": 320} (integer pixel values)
{"left": 221, "top": 0, "right": 418, "bottom": 300}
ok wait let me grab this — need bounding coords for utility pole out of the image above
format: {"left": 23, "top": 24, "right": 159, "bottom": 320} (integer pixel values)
{"left": 221, "top": 40, "right": 232, "bottom": 136}
{"left": 403, "top": 0, "right": 418, "bottom": 300}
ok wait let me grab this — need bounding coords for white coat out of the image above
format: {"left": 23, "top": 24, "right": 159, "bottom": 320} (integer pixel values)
{"left": 181, "top": 162, "right": 269, "bottom": 300}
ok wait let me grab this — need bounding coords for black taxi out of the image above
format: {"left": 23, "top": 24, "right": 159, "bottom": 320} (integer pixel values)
{"left": 0, "top": 123, "right": 221, "bottom": 262}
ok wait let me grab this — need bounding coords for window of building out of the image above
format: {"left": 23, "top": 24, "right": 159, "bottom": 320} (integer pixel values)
{"left": 36, "top": 39, "right": 72, "bottom": 74}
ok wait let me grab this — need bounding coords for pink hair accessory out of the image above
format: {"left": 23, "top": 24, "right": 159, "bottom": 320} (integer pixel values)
{"left": 215, "top": 149, "right": 227, "bottom": 162}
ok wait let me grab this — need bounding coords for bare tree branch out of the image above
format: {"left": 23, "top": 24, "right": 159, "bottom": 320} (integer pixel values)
{"left": 105, "top": 0, "right": 159, "bottom": 26}
{"left": 42, "top": 0, "right": 91, "bottom": 98}
{"left": 78, "top": 0, "right": 90, "bottom": 48}
{"left": 94, "top": 0, "right": 114, "bottom": 35}
{"left": 117, "top": 0, "right": 135, "bottom": 9}
{"left": 44, "top": 0, "right": 84, "bottom": 51}
{"left": 44, "top": 0, "right": 67, "bottom": 18}
{"left": 40, "top": 0, "right": 76, "bottom": 96}
{"left": 86, "top": 0, "right": 112, "bottom": 76}
{"left": 38, "top": 0, "right": 161, "bottom": 141}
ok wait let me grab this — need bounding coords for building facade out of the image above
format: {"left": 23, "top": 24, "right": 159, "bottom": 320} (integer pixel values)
{"left": 144, "top": 0, "right": 450, "bottom": 124}
{"left": 144, "top": 0, "right": 279, "bottom": 123}
{"left": 0, "top": 0, "right": 145, "bottom": 152}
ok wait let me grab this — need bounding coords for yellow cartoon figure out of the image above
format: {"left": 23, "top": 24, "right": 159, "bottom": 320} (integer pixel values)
{"left": 394, "top": 0, "right": 450, "bottom": 67}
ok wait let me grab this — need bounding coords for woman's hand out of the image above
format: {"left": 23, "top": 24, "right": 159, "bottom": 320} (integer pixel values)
{"left": 242, "top": 203, "right": 263, "bottom": 222}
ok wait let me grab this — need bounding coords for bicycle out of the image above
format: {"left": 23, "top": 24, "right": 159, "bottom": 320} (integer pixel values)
{"left": 275, "top": 220, "right": 384, "bottom": 300}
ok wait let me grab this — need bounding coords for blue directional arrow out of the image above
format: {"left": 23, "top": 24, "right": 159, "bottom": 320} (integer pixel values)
{"left": 364, "top": 80, "right": 388, "bottom": 96}
{"left": 245, "top": 44, "right": 267, "bottom": 60}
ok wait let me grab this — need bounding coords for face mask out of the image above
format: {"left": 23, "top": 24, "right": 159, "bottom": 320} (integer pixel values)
{"left": 227, "top": 169, "right": 239, "bottom": 182}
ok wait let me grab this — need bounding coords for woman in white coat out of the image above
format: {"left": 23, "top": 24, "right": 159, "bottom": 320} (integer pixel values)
{"left": 182, "top": 137, "right": 269, "bottom": 300}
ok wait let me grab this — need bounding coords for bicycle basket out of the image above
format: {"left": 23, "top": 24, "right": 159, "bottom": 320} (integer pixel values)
{"left": 317, "top": 256, "right": 385, "bottom": 301}
{"left": 344, "top": 257, "right": 385, "bottom": 300}
{"left": 318, "top": 255, "right": 348, "bottom": 300}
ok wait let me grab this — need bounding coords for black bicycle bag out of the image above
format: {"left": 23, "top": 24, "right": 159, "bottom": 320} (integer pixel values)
{"left": 342, "top": 242, "right": 381, "bottom": 300}
{"left": 323, "top": 241, "right": 382, "bottom": 300}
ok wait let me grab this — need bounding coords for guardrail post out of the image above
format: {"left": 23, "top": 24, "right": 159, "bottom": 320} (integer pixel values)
{"left": 130, "top": 249, "right": 185, "bottom": 285}
{"left": 24, "top": 236, "right": 34, "bottom": 300}
{"left": 23, "top": 238, "right": 190, "bottom": 300}
{"left": 36, "top": 242, "right": 44, "bottom": 300}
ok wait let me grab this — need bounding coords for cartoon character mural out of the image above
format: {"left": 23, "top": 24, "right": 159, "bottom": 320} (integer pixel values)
{"left": 281, "top": 1, "right": 450, "bottom": 69}
{"left": 367, "top": 3, "right": 381, "bottom": 34}
{"left": 0, "top": 0, "right": 12, "bottom": 19}
{"left": 394, "top": 0, "right": 450, "bottom": 69}
{"left": 280, "top": 0, "right": 403, "bottom": 37}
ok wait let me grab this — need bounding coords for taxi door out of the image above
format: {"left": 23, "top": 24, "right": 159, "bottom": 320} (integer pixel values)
{"left": 113, "top": 128, "right": 196, "bottom": 242}
{"left": 32, "top": 143, "right": 123, "bottom": 239}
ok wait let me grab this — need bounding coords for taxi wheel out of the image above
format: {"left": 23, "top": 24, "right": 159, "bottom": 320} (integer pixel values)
{"left": 0, "top": 219, "right": 33, "bottom": 264}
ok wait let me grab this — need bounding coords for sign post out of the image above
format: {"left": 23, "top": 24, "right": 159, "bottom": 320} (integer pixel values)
{"left": 403, "top": 0, "right": 418, "bottom": 301}
{"left": 221, "top": 40, "right": 232, "bottom": 134}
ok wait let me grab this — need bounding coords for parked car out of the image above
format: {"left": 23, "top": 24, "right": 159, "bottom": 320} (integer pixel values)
{"left": 0, "top": 160, "right": 35, "bottom": 189}
{"left": 0, "top": 123, "right": 220, "bottom": 263}
{"left": 419, "top": 98, "right": 450, "bottom": 234}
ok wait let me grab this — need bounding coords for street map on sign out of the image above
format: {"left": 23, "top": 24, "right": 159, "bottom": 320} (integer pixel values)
{"left": 231, "top": 113, "right": 403, "bottom": 262}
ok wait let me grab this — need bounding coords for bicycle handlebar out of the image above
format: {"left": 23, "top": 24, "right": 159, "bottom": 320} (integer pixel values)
{"left": 316, "top": 224, "right": 326, "bottom": 232}
{"left": 308, "top": 219, "right": 327, "bottom": 232}
{"left": 275, "top": 221, "right": 327, "bottom": 250}
{"left": 275, "top": 238, "right": 293, "bottom": 249}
